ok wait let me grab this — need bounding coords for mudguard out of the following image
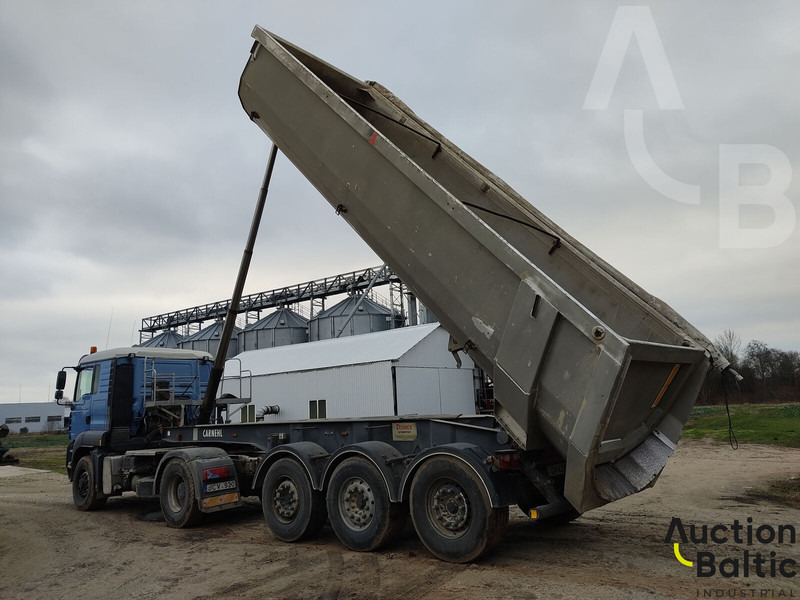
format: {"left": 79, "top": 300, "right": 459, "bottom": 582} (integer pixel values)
{"left": 399, "top": 443, "right": 516, "bottom": 508}
{"left": 155, "top": 447, "right": 240, "bottom": 512}
{"left": 321, "top": 441, "right": 407, "bottom": 502}
{"left": 253, "top": 441, "right": 330, "bottom": 493}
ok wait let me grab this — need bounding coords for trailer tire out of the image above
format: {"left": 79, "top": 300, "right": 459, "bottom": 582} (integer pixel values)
{"left": 72, "top": 455, "right": 107, "bottom": 511}
{"left": 160, "top": 459, "right": 203, "bottom": 528}
{"left": 410, "top": 456, "right": 508, "bottom": 563}
{"left": 262, "top": 458, "right": 326, "bottom": 542}
{"left": 326, "top": 457, "right": 406, "bottom": 552}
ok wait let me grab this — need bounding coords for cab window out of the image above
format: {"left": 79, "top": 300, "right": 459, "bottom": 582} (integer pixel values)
{"left": 77, "top": 366, "right": 99, "bottom": 397}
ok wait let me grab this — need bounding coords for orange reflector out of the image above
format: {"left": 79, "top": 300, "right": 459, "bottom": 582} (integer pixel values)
{"left": 652, "top": 364, "right": 681, "bottom": 408}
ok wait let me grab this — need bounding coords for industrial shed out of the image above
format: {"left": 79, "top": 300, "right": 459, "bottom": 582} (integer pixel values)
{"left": 220, "top": 323, "right": 478, "bottom": 423}
{"left": 0, "top": 402, "right": 67, "bottom": 433}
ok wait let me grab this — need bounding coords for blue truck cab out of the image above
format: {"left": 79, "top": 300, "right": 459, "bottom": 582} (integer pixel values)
{"left": 64, "top": 347, "right": 214, "bottom": 442}
{"left": 55, "top": 347, "right": 246, "bottom": 527}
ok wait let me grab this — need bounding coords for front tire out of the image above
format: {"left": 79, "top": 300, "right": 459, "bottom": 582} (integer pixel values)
{"left": 262, "top": 458, "right": 326, "bottom": 542}
{"left": 160, "top": 459, "right": 203, "bottom": 528}
{"left": 326, "top": 457, "right": 406, "bottom": 552}
{"left": 72, "top": 455, "right": 107, "bottom": 511}
{"left": 410, "top": 456, "right": 508, "bottom": 563}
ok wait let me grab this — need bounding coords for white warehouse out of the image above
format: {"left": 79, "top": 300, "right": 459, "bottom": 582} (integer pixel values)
{"left": 220, "top": 324, "right": 478, "bottom": 423}
{"left": 0, "top": 402, "right": 67, "bottom": 434}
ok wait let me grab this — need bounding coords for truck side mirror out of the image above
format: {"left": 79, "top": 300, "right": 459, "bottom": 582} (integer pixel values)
{"left": 56, "top": 370, "right": 67, "bottom": 391}
{"left": 55, "top": 390, "right": 63, "bottom": 401}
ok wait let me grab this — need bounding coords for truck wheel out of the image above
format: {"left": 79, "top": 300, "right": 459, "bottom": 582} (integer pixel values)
{"left": 326, "top": 457, "right": 406, "bottom": 552}
{"left": 409, "top": 456, "right": 508, "bottom": 563}
{"left": 160, "top": 459, "right": 203, "bottom": 528}
{"left": 262, "top": 458, "right": 326, "bottom": 542}
{"left": 72, "top": 455, "right": 107, "bottom": 511}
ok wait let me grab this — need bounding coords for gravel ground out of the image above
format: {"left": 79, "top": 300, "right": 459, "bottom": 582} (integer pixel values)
{"left": 1, "top": 440, "right": 799, "bottom": 600}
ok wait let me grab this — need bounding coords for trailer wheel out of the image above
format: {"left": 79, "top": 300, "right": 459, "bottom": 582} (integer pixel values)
{"left": 326, "top": 457, "right": 406, "bottom": 552}
{"left": 72, "top": 455, "right": 107, "bottom": 511}
{"left": 410, "top": 456, "right": 508, "bottom": 563}
{"left": 262, "top": 458, "right": 326, "bottom": 542}
{"left": 160, "top": 459, "right": 203, "bottom": 528}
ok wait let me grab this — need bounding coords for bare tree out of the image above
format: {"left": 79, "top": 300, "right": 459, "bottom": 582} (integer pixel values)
{"left": 744, "top": 340, "right": 777, "bottom": 383}
{"left": 714, "top": 329, "right": 742, "bottom": 368}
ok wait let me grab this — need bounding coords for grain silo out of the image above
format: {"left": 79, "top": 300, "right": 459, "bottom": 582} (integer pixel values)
{"left": 139, "top": 329, "right": 184, "bottom": 349}
{"left": 308, "top": 295, "right": 402, "bottom": 341}
{"left": 238, "top": 307, "right": 308, "bottom": 351}
{"left": 179, "top": 319, "right": 240, "bottom": 359}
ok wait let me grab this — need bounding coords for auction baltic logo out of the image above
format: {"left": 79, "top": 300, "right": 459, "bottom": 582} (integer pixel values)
{"left": 665, "top": 517, "right": 798, "bottom": 597}
{"left": 585, "top": 6, "right": 797, "bottom": 250}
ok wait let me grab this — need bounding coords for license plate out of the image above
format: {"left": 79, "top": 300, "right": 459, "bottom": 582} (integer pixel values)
{"left": 204, "top": 480, "right": 236, "bottom": 493}
{"left": 546, "top": 463, "right": 566, "bottom": 477}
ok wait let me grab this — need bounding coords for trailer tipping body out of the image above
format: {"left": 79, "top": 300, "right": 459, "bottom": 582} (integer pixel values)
{"left": 237, "top": 27, "right": 725, "bottom": 513}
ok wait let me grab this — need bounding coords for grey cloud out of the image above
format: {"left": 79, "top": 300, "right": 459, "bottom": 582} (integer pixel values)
{"left": 1, "top": 1, "right": 798, "bottom": 406}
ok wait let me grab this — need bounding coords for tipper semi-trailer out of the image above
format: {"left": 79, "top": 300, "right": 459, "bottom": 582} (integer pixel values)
{"left": 55, "top": 27, "right": 736, "bottom": 563}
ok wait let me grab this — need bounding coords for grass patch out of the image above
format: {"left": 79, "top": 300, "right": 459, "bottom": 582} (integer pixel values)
{"left": 1, "top": 433, "right": 69, "bottom": 474}
{"left": 683, "top": 403, "right": 800, "bottom": 448}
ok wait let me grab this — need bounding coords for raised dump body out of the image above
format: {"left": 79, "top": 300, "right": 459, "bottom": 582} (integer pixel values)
{"left": 238, "top": 28, "right": 728, "bottom": 513}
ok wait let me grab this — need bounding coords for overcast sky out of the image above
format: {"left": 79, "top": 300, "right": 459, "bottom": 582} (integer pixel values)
{"left": 1, "top": 1, "right": 798, "bottom": 404}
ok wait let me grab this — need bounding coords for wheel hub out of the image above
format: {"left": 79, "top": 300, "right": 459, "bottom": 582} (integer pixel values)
{"left": 431, "top": 483, "right": 469, "bottom": 534}
{"left": 77, "top": 472, "right": 89, "bottom": 499}
{"left": 273, "top": 479, "right": 299, "bottom": 521}
{"left": 340, "top": 477, "right": 375, "bottom": 531}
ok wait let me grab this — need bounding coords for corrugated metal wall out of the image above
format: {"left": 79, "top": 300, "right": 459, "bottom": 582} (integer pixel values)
{"left": 393, "top": 366, "right": 475, "bottom": 415}
{"left": 246, "top": 362, "right": 395, "bottom": 422}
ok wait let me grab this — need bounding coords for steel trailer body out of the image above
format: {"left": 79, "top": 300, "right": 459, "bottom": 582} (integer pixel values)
{"left": 237, "top": 27, "right": 723, "bottom": 513}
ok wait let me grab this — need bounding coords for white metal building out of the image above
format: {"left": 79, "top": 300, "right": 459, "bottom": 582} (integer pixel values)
{"left": 220, "top": 324, "right": 478, "bottom": 423}
{"left": 0, "top": 402, "right": 67, "bottom": 433}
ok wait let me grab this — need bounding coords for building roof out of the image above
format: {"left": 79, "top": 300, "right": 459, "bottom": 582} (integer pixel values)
{"left": 244, "top": 307, "right": 308, "bottom": 331}
{"left": 0, "top": 402, "right": 68, "bottom": 418}
{"left": 228, "top": 323, "right": 441, "bottom": 377}
{"left": 139, "top": 329, "right": 185, "bottom": 348}
{"left": 183, "top": 320, "right": 241, "bottom": 342}
{"left": 314, "top": 295, "right": 392, "bottom": 318}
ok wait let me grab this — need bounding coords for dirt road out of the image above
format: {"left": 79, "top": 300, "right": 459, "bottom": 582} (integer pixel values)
{"left": 2, "top": 440, "right": 799, "bottom": 600}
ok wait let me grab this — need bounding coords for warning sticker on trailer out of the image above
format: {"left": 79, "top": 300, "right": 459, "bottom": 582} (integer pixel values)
{"left": 392, "top": 422, "right": 417, "bottom": 441}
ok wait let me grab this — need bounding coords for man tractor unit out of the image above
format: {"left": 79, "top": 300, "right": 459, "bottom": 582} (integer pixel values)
{"left": 55, "top": 27, "right": 736, "bottom": 563}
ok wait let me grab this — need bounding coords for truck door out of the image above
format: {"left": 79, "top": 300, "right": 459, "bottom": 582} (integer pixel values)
{"left": 69, "top": 363, "right": 108, "bottom": 437}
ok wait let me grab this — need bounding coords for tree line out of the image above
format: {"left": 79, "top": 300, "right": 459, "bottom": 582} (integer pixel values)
{"left": 699, "top": 330, "right": 800, "bottom": 405}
